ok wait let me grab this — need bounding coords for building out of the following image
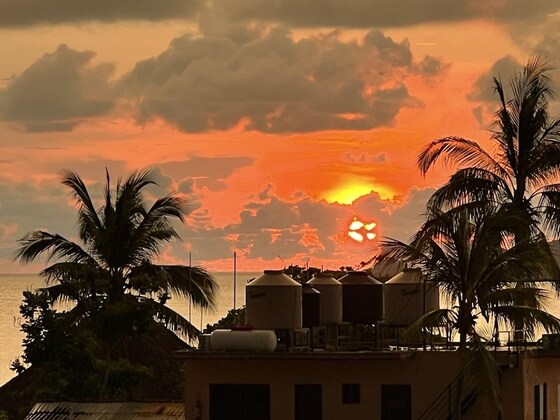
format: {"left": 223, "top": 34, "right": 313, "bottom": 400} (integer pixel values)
{"left": 179, "top": 345, "right": 560, "bottom": 420}
{"left": 179, "top": 270, "right": 560, "bottom": 420}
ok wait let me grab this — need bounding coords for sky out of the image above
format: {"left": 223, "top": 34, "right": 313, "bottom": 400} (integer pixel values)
{"left": 1, "top": 0, "right": 560, "bottom": 273}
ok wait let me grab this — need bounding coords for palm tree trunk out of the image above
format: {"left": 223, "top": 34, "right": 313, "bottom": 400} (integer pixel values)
{"left": 102, "top": 346, "right": 112, "bottom": 393}
{"left": 455, "top": 332, "right": 467, "bottom": 420}
{"left": 455, "top": 302, "right": 471, "bottom": 419}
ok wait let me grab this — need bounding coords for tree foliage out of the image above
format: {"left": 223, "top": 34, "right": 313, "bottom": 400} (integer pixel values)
{"left": 16, "top": 168, "right": 217, "bottom": 338}
{"left": 378, "top": 56, "right": 560, "bottom": 418}
{"left": 5, "top": 169, "right": 217, "bottom": 417}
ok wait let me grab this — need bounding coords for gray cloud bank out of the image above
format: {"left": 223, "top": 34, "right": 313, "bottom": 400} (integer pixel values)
{"left": 0, "top": 0, "right": 202, "bottom": 27}
{"left": 120, "top": 27, "right": 440, "bottom": 133}
{"left": 213, "top": 0, "right": 560, "bottom": 28}
{"left": 1, "top": 27, "right": 446, "bottom": 133}
{"left": 2, "top": 0, "right": 558, "bottom": 28}
{"left": 0, "top": 44, "right": 115, "bottom": 131}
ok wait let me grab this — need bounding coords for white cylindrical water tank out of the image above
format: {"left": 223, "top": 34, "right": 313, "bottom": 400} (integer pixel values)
{"left": 308, "top": 273, "right": 342, "bottom": 324}
{"left": 210, "top": 330, "right": 277, "bottom": 352}
{"left": 246, "top": 270, "right": 302, "bottom": 330}
{"left": 384, "top": 268, "right": 439, "bottom": 326}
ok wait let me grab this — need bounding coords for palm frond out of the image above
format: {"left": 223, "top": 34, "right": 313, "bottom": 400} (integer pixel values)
{"left": 60, "top": 169, "right": 104, "bottom": 245}
{"left": 128, "top": 195, "right": 187, "bottom": 265}
{"left": 417, "top": 137, "right": 507, "bottom": 179}
{"left": 482, "top": 287, "right": 548, "bottom": 311}
{"left": 129, "top": 263, "right": 218, "bottom": 309}
{"left": 464, "top": 334, "right": 501, "bottom": 414}
{"left": 427, "top": 167, "right": 510, "bottom": 211}
{"left": 403, "top": 308, "right": 457, "bottom": 341}
{"left": 143, "top": 298, "right": 200, "bottom": 339}
{"left": 15, "top": 231, "right": 100, "bottom": 267}
{"left": 35, "top": 284, "right": 81, "bottom": 306}
{"left": 493, "top": 305, "right": 560, "bottom": 336}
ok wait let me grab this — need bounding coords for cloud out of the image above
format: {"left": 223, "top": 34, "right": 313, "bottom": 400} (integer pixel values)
{"left": 0, "top": 179, "right": 77, "bottom": 266}
{"left": 1, "top": 0, "right": 557, "bottom": 28}
{"left": 0, "top": 44, "right": 115, "bottom": 132}
{"left": 468, "top": 55, "right": 523, "bottom": 103}
{"left": 370, "top": 187, "right": 435, "bottom": 241}
{"left": 180, "top": 185, "right": 433, "bottom": 263}
{"left": 213, "top": 0, "right": 560, "bottom": 28}
{"left": 120, "top": 26, "right": 440, "bottom": 133}
{"left": 0, "top": 163, "right": 433, "bottom": 270}
{"left": 467, "top": 55, "right": 523, "bottom": 126}
{"left": 181, "top": 194, "right": 351, "bottom": 261}
{"left": 415, "top": 55, "right": 451, "bottom": 83}
{"left": 0, "top": 0, "right": 202, "bottom": 27}
{"left": 160, "top": 156, "right": 255, "bottom": 181}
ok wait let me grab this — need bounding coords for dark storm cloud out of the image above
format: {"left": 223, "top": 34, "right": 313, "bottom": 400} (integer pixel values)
{"left": 468, "top": 55, "right": 523, "bottom": 103}
{"left": 120, "top": 26, "right": 440, "bottom": 133}
{"left": 213, "top": 0, "right": 560, "bottom": 28}
{"left": 0, "top": 44, "right": 115, "bottom": 132}
{"left": 0, "top": 0, "right": 202, "bottom": 27}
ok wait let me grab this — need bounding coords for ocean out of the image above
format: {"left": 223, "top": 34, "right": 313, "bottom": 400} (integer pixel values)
{"left": 0, "top": 272, "right": 259, "bottom": 386}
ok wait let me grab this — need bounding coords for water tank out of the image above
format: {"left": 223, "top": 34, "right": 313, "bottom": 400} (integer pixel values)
{"left": 246, "top": 270, "right": 302, "bottom": 330}
{"left": 338, "top": 271, "right": 383, "bottom": 323}
{"left": 384, "top": 268, "right": 440, "bottom": 327}
{"left": 210, "top": 329, "right": 277, "bottom": 352}
{"left": 371, "top": 259, "right": 406, "bottom": 282}
{"left": 308, "top": 273, "right": 343, "bottom": 324}
{"left": 302, "top": 284, "right": 321, "bottom": 328}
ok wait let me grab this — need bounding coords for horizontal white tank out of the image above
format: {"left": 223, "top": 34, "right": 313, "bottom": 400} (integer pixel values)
{"left": 209, "top": 329, "right": 277, "bottom": 352}
{"left": 384, "top": 268, "right": 440, "bottom": 327}
{"left": 246, "top": 270, "right": 302, "bottom": 330}
{"left": 307, "top": 273, "right": 342, "bottom": 324}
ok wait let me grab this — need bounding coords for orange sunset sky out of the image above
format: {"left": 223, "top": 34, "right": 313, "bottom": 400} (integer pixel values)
{"left": 1, "top": 0, "right": 559, "bottom": 273}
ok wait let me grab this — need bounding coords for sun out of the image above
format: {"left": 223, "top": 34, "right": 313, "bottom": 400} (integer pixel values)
{"left": 323, "top": 182, "right": 374, "bottom": 205}
{"left": 322, "top": 180, "right": 395, "bottom": 204}
{"left": 347, "top": 216, "right": 377, "bottom": 243}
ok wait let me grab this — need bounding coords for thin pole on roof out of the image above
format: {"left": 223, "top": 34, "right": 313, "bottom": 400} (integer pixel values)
{"left": 233, "top": 251, "right": 237, "bottom": 310}
{"left": 188, "top": 252, "right": 192, "bottom": 323}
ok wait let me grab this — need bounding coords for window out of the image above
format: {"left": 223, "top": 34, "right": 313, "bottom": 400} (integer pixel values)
{"left": 342, "top": 384, "right": 360, "bottom": 404}
{"left": 381, "top": 384, "right": 411, "bottom": 420}
{"left": 535, "top": 383, "right": 547, "bottom": 420}
{"left": 295, "top": 384, "right": 322, "bottom": 420}
{"left": 210, "top": 384, "right": 270, "bottom": 420}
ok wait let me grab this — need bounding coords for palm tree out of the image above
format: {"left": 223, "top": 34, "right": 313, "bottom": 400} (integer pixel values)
{"left": 418, "top": 55, "right": 560, "bottom": 239}
{"left": 16, "top": 169, "right": 217, "bottom": 339}
{"left": 379, "top": 202, "right": 560, "bottom": 418}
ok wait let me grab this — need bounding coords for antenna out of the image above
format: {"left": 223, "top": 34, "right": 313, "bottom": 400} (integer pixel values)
{"left": 233, "top": 251, "right": 237, "bottom": 310}
{"left": 188, "top": 252, "right": 192, "bottom": 323}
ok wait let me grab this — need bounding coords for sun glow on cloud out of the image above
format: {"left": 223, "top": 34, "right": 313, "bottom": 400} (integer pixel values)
{"left": 323, "top": 182, "right": 374, "bottom": 205}
{"left": 323, "top": 181, "right": 395, "bottom": 204}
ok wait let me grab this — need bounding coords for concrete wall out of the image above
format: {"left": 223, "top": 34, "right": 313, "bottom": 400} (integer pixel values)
{"left": 520, "top": 355, "right": 560, "bottom": 420}
{"left": 183, "top": 351, "right": 560, "bottom": 420}
{"left": 183, "top": 352, "right": 461, "bottom": 420}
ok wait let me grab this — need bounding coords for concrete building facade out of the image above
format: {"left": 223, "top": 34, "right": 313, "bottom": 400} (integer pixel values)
{"left": 180, "top": 348, "right": 560, "bottom": 420}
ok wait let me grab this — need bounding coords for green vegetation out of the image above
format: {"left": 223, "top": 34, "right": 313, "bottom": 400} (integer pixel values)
{"left": 204, "top": 307, "right": 246, "bottom": 333}
{"left": 1, "top": 169, "right": 217, "bottom": 419}
{"left": 378, "top": 56, "right": 560, "bottom": 418}
{"left": 16, "top": 169, "right": 217, "bottom": 338}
